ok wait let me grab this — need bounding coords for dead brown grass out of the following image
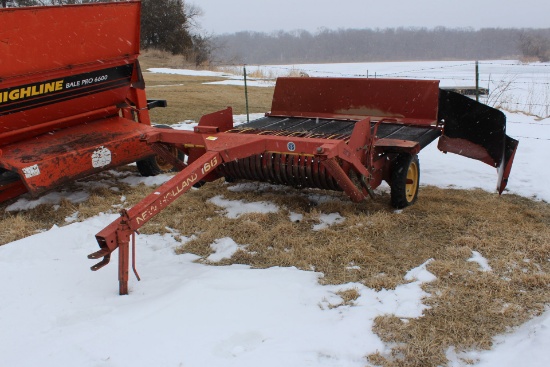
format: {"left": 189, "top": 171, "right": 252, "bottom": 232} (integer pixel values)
{"left": 0, "top": 167, "right": 181, "bottom": 246}
{"left": 0, "top": 213, "right": 43, "bottom": 244}
{"left": 139, "top": 48, "right": 197, "bottom": 70}
{"left": 331, "top": 287, "right": 361, "bottom": 308}
{"left": 140, "top": 60, "right": 274, "bottom": 124}
{"left": 0, "top": 66, "right": 548, "bottom": 366}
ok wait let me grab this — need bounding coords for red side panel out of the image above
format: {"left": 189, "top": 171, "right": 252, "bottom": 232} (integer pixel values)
{"left": 0, "top": 2, "right": 140, "bottom": 78}
{"left": 269, "top": 77, "right": 440, "bottom": 125}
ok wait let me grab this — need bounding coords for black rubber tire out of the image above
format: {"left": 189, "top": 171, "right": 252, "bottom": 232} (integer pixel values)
{"left": 390, "top": 154, "right": 420, "bottom": 209}
{"left": 0, "top": 169, "right": 20, "bottom": 185}
{"left": 136, "top": 124, "right": 185, "bottom": 177}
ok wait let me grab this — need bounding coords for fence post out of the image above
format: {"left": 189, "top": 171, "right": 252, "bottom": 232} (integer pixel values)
{"left": 475, "top": 61, "right": 480, "bottom": 102}
{"left": 244, "top": 65, "right": 250, "bottom": 123}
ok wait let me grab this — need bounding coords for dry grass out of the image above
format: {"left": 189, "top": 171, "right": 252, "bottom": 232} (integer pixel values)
{"left": 0, "top": 67, "right": 548, "bottom": 366}
{"left": 0, "top": 213, "right": 43, "bottom": 244}
{"left": 143, "top": 72, "right": 273, "bottom": 124}
{"left": 331, "top": 287, "right": 361, "bottom": 308}
{"left": 139, "top": 48, "right": 197, "bottom": 70}
{"left": 139, "top": 52, "right": 274, "bottom": 124}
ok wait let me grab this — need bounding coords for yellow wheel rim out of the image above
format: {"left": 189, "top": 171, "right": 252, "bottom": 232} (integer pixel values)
{"left": 405, "top": 161, "right": 419, "bottom": 202}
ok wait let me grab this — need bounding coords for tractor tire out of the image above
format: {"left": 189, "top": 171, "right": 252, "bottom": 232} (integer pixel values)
{"left": 390, "top": 153, "right": 420, "bottom": 209}
{"left": 136, "top": 124, "right": 185, "bottom": 177}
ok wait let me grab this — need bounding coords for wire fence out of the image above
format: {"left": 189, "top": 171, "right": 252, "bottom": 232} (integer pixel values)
{"left": 508, "top": 120, "right": 549, "bottom": 126}
{"left": 480, "top": 62, "right": 550, "bottom": 67}
{"left": 241, "top": 62, "right": 550, "bottom": 91}
{"left": 246, "top": 60, "right": 549, "bottom": 75}
{"left": 510, "top": 135, "right": 550, "bottom": 141}
{"left": 238, "top": 60, "right": 550, "bottom": 140}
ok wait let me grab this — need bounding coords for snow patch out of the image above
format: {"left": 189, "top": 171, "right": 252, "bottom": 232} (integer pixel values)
{"left": 149, "top": 67, "right": 233, "bottom": 78}
{"left": 475, "top": 308, "right": 550, "bottom": 367}
{"left": 208, "top": 195, "right": 279, "bottom": 218}
{"left": 289, "top": 211, "right": 304, "bottom": 223}
{"left": 207, "top": 237, "right": 247, "bottom": 262}
{"left": 313, "top": 212, "right": 344, "bottom": 230}
{"left": 204, "top": 79, "right": 275, "bottom": 88}
{"left": 119, "top": 173, "right": 173, "bottom": 187}
{"left": 64, "top": 212, "right": 79, "bottom": 223}
{"left": 404, "top": 259, "right": 437, "bottom": 283}
{"left": 468, "top": 250, "right": 492, "bottom": 272}
{"left": 5, "top": 191, "right": 89, "bottom": 212}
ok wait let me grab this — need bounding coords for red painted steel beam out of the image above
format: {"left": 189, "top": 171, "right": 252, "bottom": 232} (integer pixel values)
{"left": 90, "top": 151, "right": 223, "bottom": 294}
{"left": 89, "top": 119, "right": 390, "bottom": 294}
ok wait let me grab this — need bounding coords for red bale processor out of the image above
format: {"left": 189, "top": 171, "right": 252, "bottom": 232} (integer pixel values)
{"left": 90, "top": 77, "right": 518, "bottom": 295}
{"left": 1, "top": 2, "right": 518, "bottom": 295}
{"left": 0, "top": 1, "right": 175, "bottom": 204}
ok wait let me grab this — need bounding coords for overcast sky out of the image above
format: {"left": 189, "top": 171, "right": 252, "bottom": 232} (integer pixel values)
{"left": 196, "top": 0, "right": 550, "bottom": 34}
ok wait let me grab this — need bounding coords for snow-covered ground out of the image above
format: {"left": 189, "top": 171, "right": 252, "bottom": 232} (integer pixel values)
{"left": 1, "top": 61, "right": 549, "bottom": 367}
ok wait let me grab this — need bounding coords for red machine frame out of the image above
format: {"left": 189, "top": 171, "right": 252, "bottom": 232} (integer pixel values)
{"left": 0, "top": 1, "right": 161, "bottom": 202}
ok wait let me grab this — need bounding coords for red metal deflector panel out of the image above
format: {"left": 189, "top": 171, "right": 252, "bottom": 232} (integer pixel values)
{"left": 269, "top": 77, "right": 440, "bottom": 125}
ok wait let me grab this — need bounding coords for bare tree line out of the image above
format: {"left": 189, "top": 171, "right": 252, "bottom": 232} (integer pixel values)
{"left": 213, "top": 28, "right": 550, "bottom": 65}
